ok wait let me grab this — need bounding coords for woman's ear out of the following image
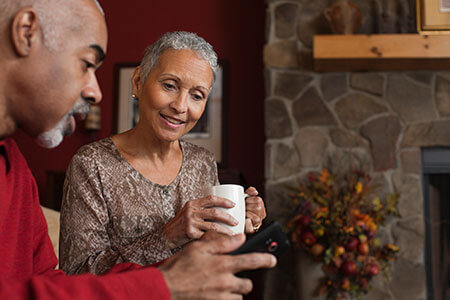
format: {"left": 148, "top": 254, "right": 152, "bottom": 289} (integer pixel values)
{"left": 11, "top": 7, "right": 41, "bottom": 57}
{"left": 131, "top": 66, "right": 143, "bottom": 96}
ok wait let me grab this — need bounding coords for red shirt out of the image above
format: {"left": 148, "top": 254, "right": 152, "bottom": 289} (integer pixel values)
{"left": 0, "top": 138, "right": 170, "bottom": 299}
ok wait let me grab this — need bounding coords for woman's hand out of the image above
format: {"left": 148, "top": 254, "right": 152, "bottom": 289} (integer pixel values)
{"left": 244, "top": 186, "right": 266, "bottom": 234}
{"left": 162, "top": 196, "right": 238, "bottom": 249}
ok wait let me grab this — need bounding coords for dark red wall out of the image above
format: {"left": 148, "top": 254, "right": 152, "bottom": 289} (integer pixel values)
{"left": 14, "top": 0, "right": 266, "bottom": 201}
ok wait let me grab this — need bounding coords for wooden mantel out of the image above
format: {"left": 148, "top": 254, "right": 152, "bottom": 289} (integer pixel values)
{"left": 313, "top": 34, "right": 450, "bottom": 72}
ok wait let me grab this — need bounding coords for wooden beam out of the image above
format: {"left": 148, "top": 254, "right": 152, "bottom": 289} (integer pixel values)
{"left": 313, "top": 34, "right": 450, "bottom": 72}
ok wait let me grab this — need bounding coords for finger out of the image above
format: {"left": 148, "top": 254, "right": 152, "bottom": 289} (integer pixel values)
{"left": 199, "top": 232, "right": 246, "bottom": 254}
{"left": 228, "top": 276, "right": 253, "bottom": 295}
{"left": 245, "top": 218, "right": 254, "bottom": 233}
{"left": 200, "top": 221, "right": 235, "bottom": 236}
{"left": 200, "top": 208, "right": 239, "bottom": 226}
{"left": 185, "top": 221, "right": 206, "bottom": 240}
{"left": 245, "top": 211, "right": 261, "bottom": 226}
{"left": 245, "top": 196, "right": 263, "bottom": 205}
{"left": 245, "top": 197, "right": 266, "bottom": 219}
{"left": 230, "top": 253, "right": 277, "bottom": 273}
{"left": 245, "top": 186, "right": 258, "bottom": 196}
{"left": 200, "top": 195, "right": 236, "bottom": 209}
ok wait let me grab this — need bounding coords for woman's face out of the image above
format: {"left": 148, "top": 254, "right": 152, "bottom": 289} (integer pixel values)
{"left": 133, "top": 49, "right": 213, "bottom": 143}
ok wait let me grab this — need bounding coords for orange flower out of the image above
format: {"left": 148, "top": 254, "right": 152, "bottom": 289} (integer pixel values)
{"left": 318, "top": 168, "right": 331, "bottom": 183}
{"left": 344, "top": 226, "right": 354, "bottom": 233}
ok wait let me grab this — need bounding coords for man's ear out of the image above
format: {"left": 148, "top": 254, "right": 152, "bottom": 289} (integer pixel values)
{"left": 11, "top": 7, "right": 41, "bottom": 57}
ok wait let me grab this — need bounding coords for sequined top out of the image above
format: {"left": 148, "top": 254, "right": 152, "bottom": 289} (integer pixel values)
{"left": 59, "top": 137, "right": 219, "bottom": 275}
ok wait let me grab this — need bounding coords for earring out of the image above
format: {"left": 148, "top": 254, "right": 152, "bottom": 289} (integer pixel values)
{"left": 131, "top": 94, "right": 138, "bottom": 101}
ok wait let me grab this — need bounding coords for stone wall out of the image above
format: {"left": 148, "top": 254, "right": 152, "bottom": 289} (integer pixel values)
{"left": 263, "top": 1, "right": 450, "bottom": 299}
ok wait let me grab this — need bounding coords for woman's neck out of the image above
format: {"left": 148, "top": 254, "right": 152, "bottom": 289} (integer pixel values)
{"left": 113, "top": 125, "right": 181, "bottom": 164}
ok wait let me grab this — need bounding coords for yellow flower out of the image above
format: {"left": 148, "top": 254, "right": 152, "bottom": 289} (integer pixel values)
{"left": 355, "top": 181, "right": 363, "bottom": 194}
{"left": 314, "top": 227, "right": 325, "bottom": 237}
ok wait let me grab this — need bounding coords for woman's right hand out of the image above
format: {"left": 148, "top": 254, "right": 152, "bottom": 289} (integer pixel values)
{"left": 162, "top": 195, "right": 238, "bottom": 249}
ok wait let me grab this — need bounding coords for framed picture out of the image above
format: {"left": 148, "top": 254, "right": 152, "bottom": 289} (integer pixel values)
{"left": 113, "top": 61, "right": 228, "bottom": 167}
{"left": 417, "top": 0, "right": 450, "bottom": 33}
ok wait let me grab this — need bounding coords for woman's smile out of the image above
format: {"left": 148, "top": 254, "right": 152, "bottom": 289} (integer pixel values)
{"left": 160, "top": 113, "right": 186, "bottom": 128}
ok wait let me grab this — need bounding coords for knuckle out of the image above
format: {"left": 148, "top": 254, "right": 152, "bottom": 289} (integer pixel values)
{"left": 241, "top": 278, "right": 253, "bottom": 295}
{"left": 210, "top": 208, "right": 219, "bottom": 218}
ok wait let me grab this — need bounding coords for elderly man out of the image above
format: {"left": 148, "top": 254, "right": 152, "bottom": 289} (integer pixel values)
{"left": 0, "top": 0, "right": 276, "bottom": 299}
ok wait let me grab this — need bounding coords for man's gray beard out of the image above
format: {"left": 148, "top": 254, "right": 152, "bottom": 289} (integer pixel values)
{"left": 35, "top": 114, "right": 71, "bottom": 149}
{"left": 35, "top": 101, "right": 90, "bottom": 149}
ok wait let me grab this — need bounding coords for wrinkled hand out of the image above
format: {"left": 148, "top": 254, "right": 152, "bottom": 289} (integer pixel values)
{"left": 159, "top": 231, "right": 277, "bottom": 300}
{"left": 244, "top": 187, "right": 266, "bottom": 234}
{"left": 163, "top": 196, "right": 238, "bottom": 249}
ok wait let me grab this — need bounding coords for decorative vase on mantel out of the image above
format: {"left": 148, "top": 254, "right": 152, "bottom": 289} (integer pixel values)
{"left": 324, "top": 0, "right": 362, "bottom": 34}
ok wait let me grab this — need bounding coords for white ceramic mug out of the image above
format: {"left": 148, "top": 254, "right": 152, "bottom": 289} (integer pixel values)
{"left": 205, "top": 184, "right": 248, "bottom": 234}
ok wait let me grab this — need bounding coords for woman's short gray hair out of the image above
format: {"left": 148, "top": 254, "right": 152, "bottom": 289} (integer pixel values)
{"left": 139, "top": 31, "right": 218, "bottom": 84}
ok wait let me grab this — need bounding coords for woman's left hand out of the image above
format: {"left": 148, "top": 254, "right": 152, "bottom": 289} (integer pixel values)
{"left": 244, "top": 186, "right": 266, "bottom": 234}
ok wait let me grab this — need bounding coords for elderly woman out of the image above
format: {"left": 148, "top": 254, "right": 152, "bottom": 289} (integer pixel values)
{"left": 59, "top": 31, "right": 266, "bottom": 275}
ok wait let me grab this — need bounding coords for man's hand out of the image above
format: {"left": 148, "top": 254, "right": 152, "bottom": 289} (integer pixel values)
{"left": 159, "top": 231, "right": 277, "bottom": 300}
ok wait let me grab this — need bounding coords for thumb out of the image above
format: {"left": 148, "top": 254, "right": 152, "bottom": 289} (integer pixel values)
{"left": 200, "top": 231, "right": 246, "bottom": 254}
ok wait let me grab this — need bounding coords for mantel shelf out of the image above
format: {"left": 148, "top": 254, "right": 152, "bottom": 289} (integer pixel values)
{"left": 313, "top": 34, "right": 450, "bottom": 72}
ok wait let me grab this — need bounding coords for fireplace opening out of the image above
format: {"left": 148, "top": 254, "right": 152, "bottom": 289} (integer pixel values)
{"left": 422, "top": 148, "right": 450, "bottom": 300}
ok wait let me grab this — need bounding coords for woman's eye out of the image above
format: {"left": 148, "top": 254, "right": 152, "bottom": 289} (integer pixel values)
{"left": 191, "top": 93, "right": 204, "bottom": 101}
{"left": 163, "top": 82, "right": 176, "bottom": 90}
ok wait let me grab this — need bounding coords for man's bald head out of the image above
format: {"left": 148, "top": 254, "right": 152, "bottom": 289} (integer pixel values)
{"left": 0, "top": 0, "right": 104, "bottom": 51}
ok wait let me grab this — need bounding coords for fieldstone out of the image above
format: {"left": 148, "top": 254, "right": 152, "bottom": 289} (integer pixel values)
{"left": 297, "top": 48, "right": 314, "bottom": 70}
{"left": 330, "top": 128, "right": 366, "bottom": 148}
{"left": 294, "top": 128, "right": 328, "bottom": 167}
{"left": 292, "top": 87, "right": 337, "bottom": 127}
{"left": 397, "top": 216, "right": 425, "bottom": 238}
{"left": 265, "top": 99, "right": 292, "bottom": 139}
{"left": 335, "top": 93, "right": 387, "bottom": 129}
{"left": 371, "top": 173, "right": 392, "bottom": 201}
{"left": 400, "top": 149, "right": 421, "bottom": 174}
{"left": 275, "top": 3, "right": 299, "bottom": 39}
{"left": 274, "top": 72, "right": 314, "bottom": 100}
{"left": 265, "top": 143, "right": 272, "bottom": 180}
{"left": 264, "top": 67, "right": 271, "bottom": 96}
{"left": 273, "top": 143, "right": 301, "bottom": 179}
{"left": 265, "top": 178, "right": 300, "bottom": 224}
{"left": 390, "top": 259, "right": 426, "bottom": 300}
{"left": 326, "top": 148, "right": 373, "bottom": 175}
{"left": 350, "top": 73, "right": 385, "bottom": 96}
{"left": 435, "top": 76, "right": 450, "bottom": 117}
{"left": 321, "top": 73, "right": 347, "bottom": 102}
{"left": 401, "top": 121, "right": 450, "bottom": 148}
{"left": 391, "top": 172, "right": 423, "bottom": 217}
{"left": 263, "top": 40, "right": 298, "bottom": 69}
{"left": 386, "top": 74, "right": 435, "bottom": 123}
{"left": 406, "top": 72, "right": 433, "bottom": 85}
{"left": 393, "top": 220, "right": 426, "bottom": 263}
{"left": 296, "top": 1, "right": 330, "bottom": 47}
{"left": 362, "top": 275, "right": 396, "bottom": 300}
{"left": 360, "top": 116, "right": 401, "bottom": 171}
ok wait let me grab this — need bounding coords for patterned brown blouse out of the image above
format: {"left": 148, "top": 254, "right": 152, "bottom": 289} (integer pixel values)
{"left": 59, "top": 137, "right": 219, "bottom": 275}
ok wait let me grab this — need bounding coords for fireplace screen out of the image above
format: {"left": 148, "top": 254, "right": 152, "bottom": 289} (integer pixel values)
{"left": 422, "top": 148, "right": 450, "bottom": 300}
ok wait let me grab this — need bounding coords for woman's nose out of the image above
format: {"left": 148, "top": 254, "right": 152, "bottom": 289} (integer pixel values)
{"left": 170, "top": 91, "right": 188, "bottom": 113}
{"left": 81, "top": 73, "right": 102, "bottom": 104}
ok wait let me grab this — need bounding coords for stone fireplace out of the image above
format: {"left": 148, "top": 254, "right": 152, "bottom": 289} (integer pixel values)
{"left": 262, "top": 1, "right": 450, "bottom": 299}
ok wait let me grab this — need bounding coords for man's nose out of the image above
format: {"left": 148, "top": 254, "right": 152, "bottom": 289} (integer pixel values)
{"left": 81, "top": 73, "right": 102, "bottom": 104}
